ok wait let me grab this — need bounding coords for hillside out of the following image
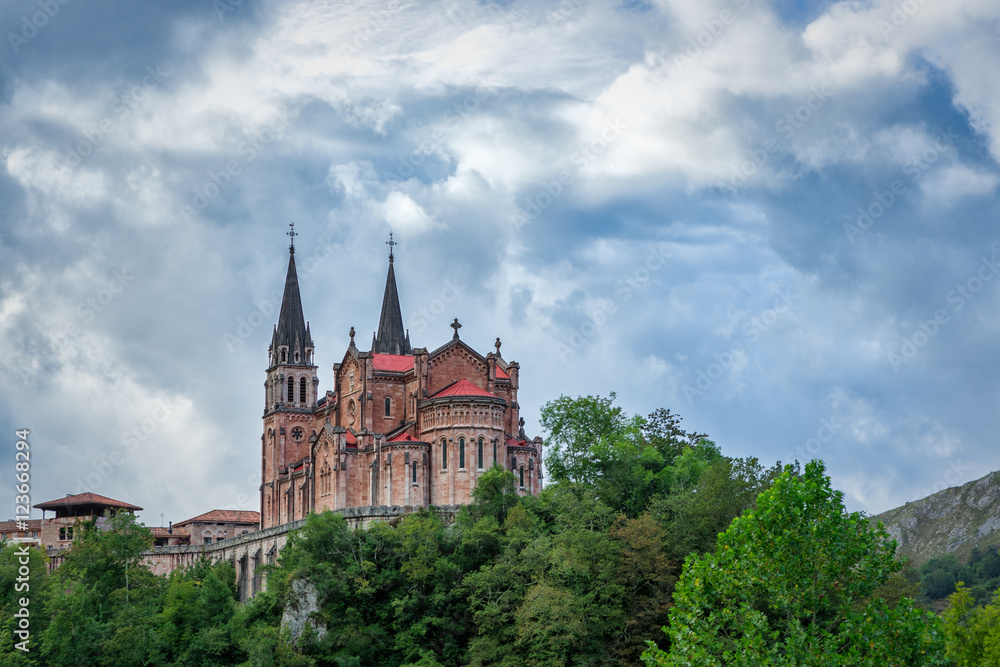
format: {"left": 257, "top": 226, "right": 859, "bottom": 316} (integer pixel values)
{"left": 875, "top": 469, "right": 1000, "bottom": 568}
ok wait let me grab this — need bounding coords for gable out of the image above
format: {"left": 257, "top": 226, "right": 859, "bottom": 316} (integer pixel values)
{"left": 427, "top": 340, "right": 488, "bottom": 395}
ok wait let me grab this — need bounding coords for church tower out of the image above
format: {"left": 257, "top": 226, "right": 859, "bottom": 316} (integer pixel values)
{"left": 372, "top": 232, "right": 411, "bottom": 355}
{"left": 261, "top": 224, "right": 318, "bottom": 529}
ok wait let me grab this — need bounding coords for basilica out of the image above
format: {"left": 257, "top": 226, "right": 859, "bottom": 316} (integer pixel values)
{"left": 260, "top": 231, "right": 543, "bottom": 529}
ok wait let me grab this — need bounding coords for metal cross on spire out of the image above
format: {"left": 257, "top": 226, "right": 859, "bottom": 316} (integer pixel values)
{"left": 451, "top": 317, "right": 462, "bottom": 339}
{"left": 385, "top": 230, "right": 398, "bottom": 262}
{"left": 287, "top": 222, "right": 298, "bottom": 252}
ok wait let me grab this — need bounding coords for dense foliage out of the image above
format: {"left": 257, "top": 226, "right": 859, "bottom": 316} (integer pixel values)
{"left": 0, "top": 394, "right": 986, "bottom": 666}
{"left": 920, "top": 546, "right": 1000, "bottom": 606}
{"left": 641, "top": 461, "right": 948, "bottom": 666}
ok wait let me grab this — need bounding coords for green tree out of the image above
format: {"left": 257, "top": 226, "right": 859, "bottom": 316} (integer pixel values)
{"left": 0, "top": 542, "right": 49, "bottom": 666}
{"left": 642, "top": 460, "right": 947, "bottom": 667}
{"left": 41, "top": 513, "right": 159, "bottom": 666}
{"left": 541, "top": 394, "right": 712, "bottom": 517}
{"left": 942, "top": 583, "right": 1000, "bottom": 666}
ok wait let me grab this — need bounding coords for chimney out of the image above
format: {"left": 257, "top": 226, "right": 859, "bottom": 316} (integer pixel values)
{"left": 168, "top": 521, "right": 173, "bottom": 535}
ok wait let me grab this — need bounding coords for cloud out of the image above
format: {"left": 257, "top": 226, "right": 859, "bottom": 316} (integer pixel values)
{"left": 0, "top": 0, "right": 998, "bottom": 524}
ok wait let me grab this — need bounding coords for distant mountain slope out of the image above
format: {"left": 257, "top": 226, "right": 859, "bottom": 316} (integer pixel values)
{"left": 875, "top": 469, "right": 1000, "bottom": 568}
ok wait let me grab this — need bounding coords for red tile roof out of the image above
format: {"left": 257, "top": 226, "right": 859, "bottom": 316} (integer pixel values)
{"left": 496, "top": 365, "right": 510, "bottom": 379}
{"left": 0, "top": 519, "right": 41, "bottom": 532}
{"left": 345, "top": 430, "right": 357, "bottom": 446}
{"left": 34, "top": 492, "right": 142, "bottom": 511}
{"left": 387, "top": 431, "right": 421, "bottom": 442}
{"left": 150, "top": 526, "right": 189, "bottom": 537}
{"left": 373, "top": 354, "right": 414, "bottom": 372}
{"left": 506, "top": 437, "right": 529, "bottom": 448}
{"left": 175, "top": 510, "right": 260, "bottom": 527}
{"left": 431, "top": 379, "right": 496, "bottom": 398}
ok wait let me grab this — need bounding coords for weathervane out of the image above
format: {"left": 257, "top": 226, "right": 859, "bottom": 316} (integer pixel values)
{"left": 287, "top": 222, "right": 298, "bottom": 252}
{"left": 386, "top": 230, "right": 398, "bottom": 262}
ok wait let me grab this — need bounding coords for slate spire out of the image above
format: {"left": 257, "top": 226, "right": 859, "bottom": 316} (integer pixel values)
{"left": 271, "top": 239, "right": 313, "bottom": 358}
{"left": 373, "top": 238, "right": 411, "bottom": 355}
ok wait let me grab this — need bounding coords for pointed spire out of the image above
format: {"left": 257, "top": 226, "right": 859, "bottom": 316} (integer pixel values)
{"left": 274, "top": 241, "right": 311, "bottom": 358}
{"left": 373, "top": 237, "right": 411, "bottom": 355}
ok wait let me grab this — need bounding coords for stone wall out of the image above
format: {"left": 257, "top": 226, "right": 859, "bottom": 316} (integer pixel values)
{"left": 47, "top": 505, "right": 461, "bottom": 601}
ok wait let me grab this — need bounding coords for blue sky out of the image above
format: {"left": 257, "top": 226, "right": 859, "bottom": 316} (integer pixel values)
{"left": 1, "top": 0, "right": 998, "bottom": 525}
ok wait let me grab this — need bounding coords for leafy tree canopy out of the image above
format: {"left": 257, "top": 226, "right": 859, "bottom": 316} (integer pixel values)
{"left": 642, "top": 460, "right": 948, "bottom": 667}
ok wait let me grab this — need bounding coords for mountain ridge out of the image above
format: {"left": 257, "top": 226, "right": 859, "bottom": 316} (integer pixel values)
{"left": 875, "top": 468, "right": 1000, "bottom": 568}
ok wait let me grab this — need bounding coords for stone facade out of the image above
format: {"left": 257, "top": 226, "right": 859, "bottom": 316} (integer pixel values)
{"left": 260, "top": 241, "right": 543, "bottom": 530}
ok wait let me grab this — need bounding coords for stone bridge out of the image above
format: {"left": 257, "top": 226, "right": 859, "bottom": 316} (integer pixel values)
{"left": 128, "top": 504, "right": 461, "bottom": 600}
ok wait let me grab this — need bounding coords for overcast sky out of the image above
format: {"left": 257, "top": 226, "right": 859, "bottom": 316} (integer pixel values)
{"left": 1, "top": 0, "right": 998, "bottom": 527}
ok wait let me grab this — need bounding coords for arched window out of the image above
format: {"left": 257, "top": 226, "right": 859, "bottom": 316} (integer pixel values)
{"left": 300, "top": 377, "right": 307, "bottom": 404}
{"left": 412, "top": 460, "right": 418, "bottom": 483}
{"left": 493, "top": 439, "right": 498, "bottom": 466}
{"left": 441, "top": 439, "right": 448, "bottom": 469}
{"left": 384, "top": 396, "right": 391, "bottom": 417}
{"left": 459, "top": 437, "right": 466, "bottom": 469}
{"left": 281, "top": 349, "right": 287, "bottom": 363}
{"left": 477, "top": 438, "right": 484, "bottom": 469}
{"left": 287, "top": 376, "right": 294, "bottom": 402}
{"left": 519, "top": 467, "right": 524, "bottom": 488}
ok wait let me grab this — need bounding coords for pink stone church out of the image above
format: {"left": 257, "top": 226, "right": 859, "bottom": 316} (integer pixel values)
{"left": 260, "top": 231, "right": 543, "bottom": 529}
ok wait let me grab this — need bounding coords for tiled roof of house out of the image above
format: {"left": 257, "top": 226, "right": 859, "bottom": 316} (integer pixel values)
{"left": 174, "top": 510, "right": 260, "bottom": 526}
{"left": 34, "top": 492, "right": 142, "bottom": 511}
{"left": 387, "top": 431, "right": 421, "bottom": 442}
{"left": 150, "top": 526, "right": 189, "bottom": 537}
{"left": 0, "top": 519, "right": 41, "bottom": 532}
{"left": 431, "top": 379, "right": 496, "bottom": 398}
{"left": 372, "top": 353, "right": 414, "bottom": 372}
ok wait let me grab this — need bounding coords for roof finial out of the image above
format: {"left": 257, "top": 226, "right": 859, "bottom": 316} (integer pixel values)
{"left": 451, "top": 317, "right": 462, "bottom": 339}
{"left": 287, "top": 221, "right": 298, "bottom": 253}
{"left": 349, "top": 326, "right": 355, "bottom": 343}
{"left": 495, "top": 337, "right": 502, "bottom": 355}
{"left": 385, "top": 230, "right": 398, "bottom": 262}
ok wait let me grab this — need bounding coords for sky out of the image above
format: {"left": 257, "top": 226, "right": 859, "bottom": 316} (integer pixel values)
{"left": 1, "top": 0, "right": 999, "bottom": 527}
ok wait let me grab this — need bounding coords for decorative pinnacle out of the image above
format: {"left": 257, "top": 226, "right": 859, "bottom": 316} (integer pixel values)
{"left": 349, "top": 326, "right": 356, "bottom": 343}
{"left": 385, "top": 230, "right": 398, "bottom": 262}
{"left": 451, "top": 317, "right": 462, "bottom": 339}
{"left": 495, "top": 337, "right": 502, "bottom": 355}
{"left": 287, "top": 222, "right": 298, "bottom": 253}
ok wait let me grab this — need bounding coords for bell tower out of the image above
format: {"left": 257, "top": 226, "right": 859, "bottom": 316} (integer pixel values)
{"left": 261, "top": 224, "right": 318, "bottom": 529}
